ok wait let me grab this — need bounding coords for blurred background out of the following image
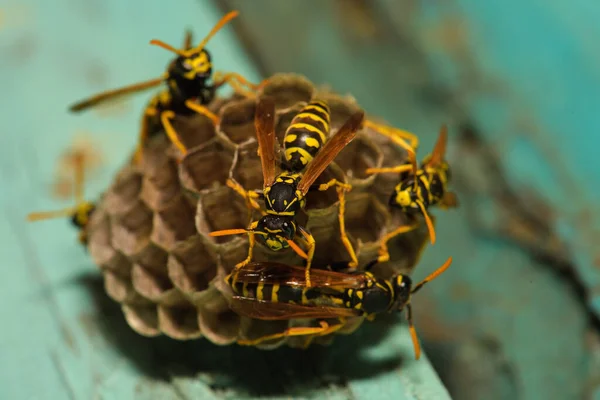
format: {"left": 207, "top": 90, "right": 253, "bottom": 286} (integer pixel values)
{"left": 2, "top": 0, "right": 599, "bottom": 399}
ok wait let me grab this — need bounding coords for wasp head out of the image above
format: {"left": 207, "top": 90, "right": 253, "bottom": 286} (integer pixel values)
{"left": 390, "top": 274, "right": 412, "bottom": 311}
{"left": 390, "top": 180, "right": 420, "bottom": 212}
{"left": 168, "top": 49, "right": 213, "bottom": 97}
{"left": 255, "top": 215, "right": 297, "bottom": 251}
{"left": 70, "top": 201, "right": 96, "bottom": 229}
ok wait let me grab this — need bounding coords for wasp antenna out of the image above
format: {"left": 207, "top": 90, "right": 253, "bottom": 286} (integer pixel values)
{"left": 412, "top": 256, "right": 452, "bottom": 294}
{"left": 286, "top": 239, "right": 308, "bottom": 260}
{"left": 149, "top": 39, "right": 186, "bottom": 57}
{"left": 27, "top": 208, "right": 77, "bottom": 222}
{"left": 72, "top": 153, "right": 86, "bottom": 204}
{"left": 416, "top": 200, "right": 436, "bottom": 245}
{"left": 208, "top": 228, "right": 249, "bottom": 237}
{"left": 193, "top": 10, "right": 239, "bottom": 54}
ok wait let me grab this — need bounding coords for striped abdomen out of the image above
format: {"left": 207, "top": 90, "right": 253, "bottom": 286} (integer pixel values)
{"left": 229, "top": 279, "right": 322, "bottom": 304}
{"left": 283, "top": 100, "right": 330, "bottom": 172}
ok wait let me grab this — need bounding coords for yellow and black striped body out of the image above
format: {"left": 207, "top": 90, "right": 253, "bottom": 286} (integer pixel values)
{"left": 226, "top": 264, "right": 413, "bottom": 316}
{"left": 391, "top": 158, "right": 451, "bottom": 213}
{"left": 227, "top": 275, "right": 323, "bottom": 305}
{"left": 69, "top": 201, "right": 96, "bottom": 245}
{"left": 283, "top": 100, "right": 331, "bottom": 172}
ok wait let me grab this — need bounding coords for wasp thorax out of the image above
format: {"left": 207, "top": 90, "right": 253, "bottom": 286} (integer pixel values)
{"left": 265, "top": 181, "right": 302, "bottom": 213}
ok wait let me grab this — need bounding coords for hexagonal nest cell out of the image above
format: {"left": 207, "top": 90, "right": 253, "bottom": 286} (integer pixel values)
{"left": 82, "top": 73, "right": 439, "bottom": 349}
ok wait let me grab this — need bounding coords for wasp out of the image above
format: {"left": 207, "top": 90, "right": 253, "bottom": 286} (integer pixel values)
{"left": 27, "top": 151, "right": 96, "bottom": 245}
{"left": 366, "top": 125, "right": 458, "bottom": 262}
{"left": 68, "top": 10, "right": 261, "bottom": 162}
{"left": 209, "top": 97, "right": 364, "bottom": 287}
{"left": 226, "top": 256, "right": 452, "bottom": 359}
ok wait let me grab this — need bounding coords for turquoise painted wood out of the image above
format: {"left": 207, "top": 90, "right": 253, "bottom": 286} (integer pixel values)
{"left": 0, "top": 0, "right": 450, "bottom": 399}
{"left": 221, "top": 0, "right": 600, "bottom": 398}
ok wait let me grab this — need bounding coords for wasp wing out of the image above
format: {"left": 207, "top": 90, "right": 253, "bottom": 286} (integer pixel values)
{"left": 297, "top": 110, "right": 364, "bottom": 195}
{"left": 228, "top": 262, "right": 368, "bottom": 289}
{"left": 254, "top": 97, "right": 278, "bottom": 189}
{"left": 230, "top": 297, "right": 363, "bottom": 320}
{"left": 68, "top": 77, "right": 164, "bottom": 112}
{"left": 183, "top": 29, "right": 193, "bottom": 50}
{"left": 424, "top": 124, "right": 448, "bottom": 169}
{"left": 440, "top": 191, "right": 459, "bottom": 209}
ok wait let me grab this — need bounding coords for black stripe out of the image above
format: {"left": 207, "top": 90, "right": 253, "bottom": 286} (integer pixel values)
{"left": 290, "top": 116, "right": 327, "bottom": 138}
{"left": 277, "top": 285, "right": 304, "bottom": 303}
{"left": 307, "top": 101, "right": 331, "bottom": 118}
{"left": 233, "top": 281, "right": 245, "bottom": 296}
{"left": 285, "top": 130, "right": 323, "bottom": 155}
{"left": 262, "top": 284, "right": 273, "bottom": 301}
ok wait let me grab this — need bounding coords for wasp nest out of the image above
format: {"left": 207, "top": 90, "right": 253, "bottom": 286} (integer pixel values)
{"left": 85, "top": 73, "right": 429, "bottom": 348}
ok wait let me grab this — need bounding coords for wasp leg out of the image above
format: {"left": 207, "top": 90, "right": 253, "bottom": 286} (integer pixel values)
{"left": 237, "top": 319, "right": 345, "bottom": 347}
{"left": 364, "top": 120, "right": 419, "bottom": 151}
{"left": 226, "top": 178, "right": 264, "bottom": 225}
{"left": 133, "top": 106, "right": 157, "bottom": 164}
{"left": 377, "top": 221, "right": 419, "bottom": 263}
{"left": 184, "top": 99, "right": 219, "bottom": 125}
{"left": 312, "top": 180, "right": 357, "bottom": 268}
{"left": 160, "top": 110, "right": 189, "bottom": 157}
{"left": 213, "top": 71, "right": 264, "bottom": 98}
{"left": 298, "top": 227, "right": 316, "bottom": 287}
{"left": 300, "top": 318, "right": 347, "bottom": 349}
{"left": 316, "top": 179, "right": 351, "bottom": 192}
{"left": 231, "top": 221, "right": 258, "bottom": 271}
{"left": 365, "top": 164, "right": 414, "bottom": 175}
{"left": 336, "top": 186, "right": 358, "bottom": 268}
{"left": 405, "top": 305, "right": 421, "bottom": 360}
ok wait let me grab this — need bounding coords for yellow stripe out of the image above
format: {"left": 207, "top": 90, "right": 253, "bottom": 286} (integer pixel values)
{"left": 418, "top": 174, "right": 431, "bottom": 203}
{"left": 295, "top": 112, "right": 329, "bottom": 137}
{"left": 383, "top": 280, "right": 395, "bottom": 309}
{"left": 305, "top": 102, "right": 330, "bottom": 115}
{"left": 285, "top": 147, "right": 313, "bottom": 166}
{"left": 284, "top": 133, "right": 297, "bottom": 143}
{"left": 257, "top": 283, "right": 264, "bottom": 301}
{"left": 266, "top": 210, "right": 295, "bottom": 216}
{"left": 242, "top": 282, "right": 249, "bottom": 298}
{"left": 288, "top": 122, "right": 327, "bottom": 143}
{"left": 304, "top": 137, "right": 320, "bottom": 148}
{"left": 302, "top": 288, "right": 308, "bottom": 305}
{"left": 272, "top": 284, "right": 280, "bottom": 302}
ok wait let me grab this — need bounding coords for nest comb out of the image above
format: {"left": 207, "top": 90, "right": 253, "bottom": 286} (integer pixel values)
{"left": 85, "top": 73, "right": 430, "bottom": 348}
